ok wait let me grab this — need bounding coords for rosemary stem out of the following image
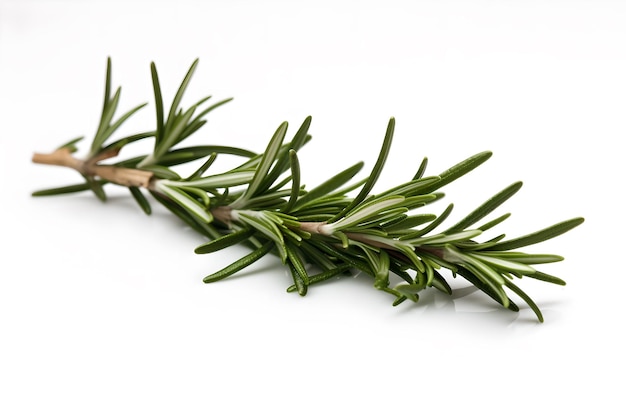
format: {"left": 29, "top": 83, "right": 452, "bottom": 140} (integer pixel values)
{"left": 32, "top": 148, "right": 154, "bottom": 188}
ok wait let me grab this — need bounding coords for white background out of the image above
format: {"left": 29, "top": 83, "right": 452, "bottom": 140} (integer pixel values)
{"left": 1, "top": 1, "right": 623, "bottom": 415}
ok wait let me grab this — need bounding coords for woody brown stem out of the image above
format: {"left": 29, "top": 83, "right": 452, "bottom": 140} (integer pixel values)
{"left": 32, "top": 148, "right": 154, "bottom": 189}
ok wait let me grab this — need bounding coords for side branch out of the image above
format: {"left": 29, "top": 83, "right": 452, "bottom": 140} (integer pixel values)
{"left": 32, "top": 148, "right": 154, "bottom": 188}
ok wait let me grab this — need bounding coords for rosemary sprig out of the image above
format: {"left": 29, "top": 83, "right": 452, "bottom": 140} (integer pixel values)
{"left": 31, "top": 58, "right": 584, "bottom": 322}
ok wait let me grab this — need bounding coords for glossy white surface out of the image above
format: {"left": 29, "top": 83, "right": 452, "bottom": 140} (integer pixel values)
{"left": 1, "top": 1, "right": 623, "bottom": 415}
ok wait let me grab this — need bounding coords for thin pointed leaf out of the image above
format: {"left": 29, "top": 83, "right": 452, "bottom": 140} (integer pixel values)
{"left": 129, "top": 186, "right": 151, "bottom": 214}
{"left": 329, "top": 117, "right": 395, "bottom": 222}
{"left": 32, "top": 181, "right": 105, "bottom": 196}
{"left": 101, "top": 131, "right": 155, "bottom": 157}
{"left": 445, "top": 182, "right": 523, "bottom": 233}
{"left": 153, "top": 105, "right": 197, "bottom": 160}
{"left": 151, "top": 62, "right": 164, "bottom": 143}
{"left": 422, "top": 151, "right": 492, "bottom": 193}
{"left": 158, "top": 145, "right": 256, "bottom": 166}
{"left": 195, "top": 228, "right": 256, "bottom": 254}
{"left": 504, "top": 279, "right": 544, "bottom": 322}
{"left": 101, "top": 57, "right": 112, "bottom": 114}
{"left": 430, "top": 270, "right": 452, "bottom": 294}
{"left": 283, "top": 149, "right": 301, "bottom": 213}
{"left": 57, "top": 136, "right": 84, "bottom": 153}
{"left": 165, "top": 59, "right": 199, "bottom": 132}
{"left": 203, "top": 241, "right": 274, "bottom": 283}
{"left": 413, "top": 157, "right": 428, "bottom": 180}
{"left": 150, "top": 191, "right": 220, "bottom": 239}
{"left": 478, "top": 213, "right": 511, "bottom": 232}
{"left": 155, "top": 182, "right": 212, "bottom": 223}
{"left": 187, "top": 153, "right": 217, "bottom": 181}
{"left": 84, "top": 175, "right": 107, "bottom": 201}
{"left": 287, "top": 261, "right": 307, "bottom": 296}
{"left": 286, "top": 265, "right": 351, "bottom": 292}
{"left": 455, "top": 265, "right": 519, "bottom": 312}
{"left": 488, "top": 217, "right": 585, "bottom": 251}
{"left": 468, "top": 252, "right": 536, "bottom": 275}
{"left": 260, "top": 116, "right": 311, "bottom": 193}
{"left": 287, "top": 243, "right": 309, "bottom": 288}
{"left": 329, "top": 196, "right": 405, "bottom": 232}
{"left": 526, "top": 271, "right": 566, "bottom": 286}
{"left": 232, "top": 121, "right": 288, "bottom": 208}
{"left": 400, "top": 203, "right": 454, "bottom": 240}
{"left": 236, "top": 211, "right": 286, "bottom": 261}
{"left": 92, "top": 87, "right": 121, "bottom": 150}
{"left": 293, "top": 161, "right": 364, "bottom": 209}
{"left": 100, "top": 102, "right": 148, "bottom": 146}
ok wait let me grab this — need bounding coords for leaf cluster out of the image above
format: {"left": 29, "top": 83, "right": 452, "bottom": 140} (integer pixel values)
{"left": 33, "top": 58, "right": 584, "bottom": 322}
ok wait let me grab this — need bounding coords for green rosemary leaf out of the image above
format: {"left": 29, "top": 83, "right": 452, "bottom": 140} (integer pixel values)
{"left": 400, "top": 203, "right": 454, "bottom": 240}
{"left": 203, "top": 240, "right": 274, "bottom": 283}
{"left": 102, "top": 57, "right": 112, "bottom": 110}
{"left": 413, "top": 157, "right": 428, "bottom": 180}
{"left": 526, "top": 271, "right": 566, "bottom": 285}
{"left": 503, "top": 279, "right": 544, "bottom": 322}
{"left": 57, "top": 136, "right": 84, "bottom": 153}
{"left": 430, "top": 270, "right": 452, "bottom": 294}
{"left": 477, "top": 213, "right": 511, "bottom": 232}
{"left": 287, "top": 261, "right": 307, "bottom": 296}
{"left": 166, "top": 59, "right": 199, "bottom": 134}
{"left": 349, "top": 207, "right": 407, "bottom": 231}
{"left": 444, "top": 182, "right": 523, "bottom": 233}
{"left": 141, "top": 165, "right": 181, "bottom": 180}
{"left": 329, "top": 117, "right": 395, "bottom": 222}
{"left": 259, "top": 116, "right": 311, "bottom": 194}
{"left": 454, "top": 265, "right": 518, "bottom": 312}
{"left": 154, "top": 182, "right": 212, "bottom": 223}
{"left": 150, "top": 191, "right": 220, "bottom": 239}
{"left": 480, "top": 252, "right": 564, "bottom": 265}
{"left": 455, "top": 234, "right": 506, "bottom": 250}
{"left": 393, "top": 284, "right": 420, "bottom": 303}
{"left": 298, "top": 241, "right": 338, "bottom": 271}
{"left": 175, "top": 185, "right": 211, "bottom": 207}
{"left": 286, "top": 243, "right": 310, "bottom": 287}
{"left": 129, "top": 186, "right": 151, "bottom": 214}
{"left": 161, "top": 145, "right": 256, "bottom": 164}
{"left": 180, "top": 170, "right": 256, "bottom": 190}
{"left": 101, "top": 131, "right": 154, "bottom": 157}
{"left": 100, "top": 102, "right": 148, "bottom": 147}
{"left": 185, "top": 98, "right": 234, "bottom": 137}
{"left": 283, "top": 149, "right": 301, "bottom": 213}
{"left": 392, "top": 295, "right": 409, "bottom": 306}
{"left": 232, "top": 121, "right": 288, "bottom": 208}
{"left": 329, "top": 195, "right": 405, "bottom": 232}
{"left": 386, "top": 214, "right": 437, "bottom": 232}
{"left": 310, "top": 240, "right": 374, "bottom": 275}
{"left": 84, "top": 175, "right": 107, "bottom": 201}
{"left": 31, "top": 181, "right": 106, "bottom": 196}
{"left": 374, "top": 250, "right": 391, "bottom": 289}
{"left": 187, "top": 153, "right": 217, "bottom": 181}
{"left": 488, "top": 217, "right": 585, "bottom": 251}
{"left": 377, "top": 176, "right": 441, "bottom": 199}
{"left": 236, "top": 211, "right": 287, "bottom": 261}
{"left": 151, "top": 62, "right": 165, "bottom": 142}
{"left": 423, "top": 151, "right": 492, "bottom": 193}
{"left": 152, "top": 105, "right": 198, "bottom": 162}
{"left": 286, "top": 265, "right": 351, "bottom": 293}
{"left": 467, "top": 252, "right": 536, "bottom": 275}
{"left": 410, "top": 229, "right": 482, "bottom": 246}
{"left": 195, "top": 228, "right": 255, "bottom": 254}
{"left": 293, "top": 161, "right": 364, "bottom": 209}
{"left": 91, "top": 87, "right": 122, "bottom": 153}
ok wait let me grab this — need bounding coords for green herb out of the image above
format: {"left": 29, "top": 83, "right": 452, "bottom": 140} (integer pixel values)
{"left": 31, "top": 58, "right": 584, "bottom": 322}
